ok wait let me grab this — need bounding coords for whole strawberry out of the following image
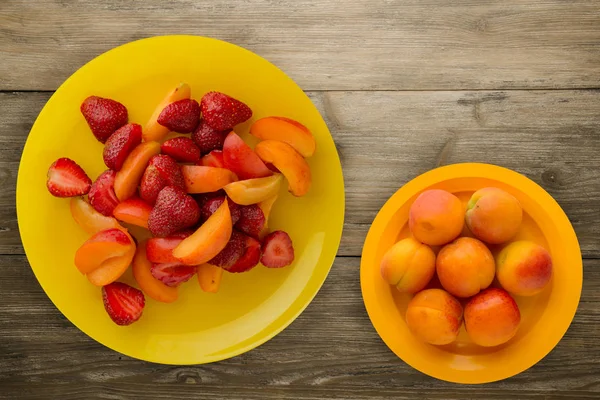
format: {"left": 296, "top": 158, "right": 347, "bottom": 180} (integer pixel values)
{"left": 139, "top": 154, "right": 185, "bottom": 205}
{"left": 191, "top": 119, "right": 228, "bottom": 155}
{"left": 81, "top": 96, "right": 128, "bottom": 143}
{"left": 103, "top": 123, "right": 142, "bottom": 170}
{"left": 148, "top": 186, "right": 201, "bottom": 237}
{"left": 157, "top": 98, "right": 200, "bottom": 133}
{"left": 200, "top": 92, "right": 252, "bottom": 131}
{"left": 161, "top": 137, "right": 201, "bottom": 163}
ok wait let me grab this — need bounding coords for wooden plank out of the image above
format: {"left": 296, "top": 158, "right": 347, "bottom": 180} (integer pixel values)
{"left": 0, "top": 255, "right": 598, "bottom": 399}
{"left": 1, "top": 0, "right": 599, "bottom": 91}
{"left": 2, "top": 90, "right": 599, "bottom": 257}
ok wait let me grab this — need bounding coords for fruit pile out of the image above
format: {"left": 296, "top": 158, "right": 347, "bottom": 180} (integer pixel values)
{"left": 46, "top": 83, "right": 316, "bottom": 326}
{"left": 380, "top": 188, "right": 553, "bottom": 347}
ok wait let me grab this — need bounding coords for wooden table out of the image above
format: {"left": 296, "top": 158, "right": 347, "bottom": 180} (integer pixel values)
{"left": 1, "top": 1, "right": 599, "bottom": 398}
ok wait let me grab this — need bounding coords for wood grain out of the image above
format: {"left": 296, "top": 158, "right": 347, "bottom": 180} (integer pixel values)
{"left": 1, "top": 0, "right": 600, "bottom": 91}
{"left": 0, "top": 256, "right": 598, "bottom": 399}
{"left": 2, "top": 90, "right": 599, "bottom": 257}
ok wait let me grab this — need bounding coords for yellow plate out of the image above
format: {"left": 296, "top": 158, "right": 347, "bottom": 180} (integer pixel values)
{"left": 361, "top": 163, "right": 582, "bottom": 384}
{"left": 17, "top": 36, "right": 344, "bottom": 364}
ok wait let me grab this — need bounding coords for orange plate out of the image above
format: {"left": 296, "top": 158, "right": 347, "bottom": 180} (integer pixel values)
{"left": 360, "top": 163, "right": 582, "bottom": 384}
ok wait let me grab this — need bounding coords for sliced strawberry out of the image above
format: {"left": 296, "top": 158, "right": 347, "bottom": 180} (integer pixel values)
{"left": 150, "top": 263, "right": 196, "bottom": 287}
{"left": 201, "top": 196, "right": 242, "bottom": 225}
{"left": 199, "top": 150, "right": 226, "bottom": 168}
{"left": 261, "top": 230, "right": 294, "bottom": 268}
{"left": 146, "top": 230, "right": 193, "bottom": 264}
{"left": 103, "top": 123, "right": 142, "bottom": 171}
{"left": 226, "top": 234, "right": 262, "bottom": 273}
{"left": 235, "top": 204, "right": 265, "bottom": 238}
{"left": 161, "top": 137, "right": 201, "bottom": 163}
{"left": 88, "top": 169, "right": 120, "bottom": 216}
{"left": 101, "top": 282, "right": 145, "bottom": 326}
{"left": 148, "top": 186, "right": 201, "bottom": 237}
{"left": 191, "top": 119, "right": 228, "bottom": 155}
{"left": 208, "top": 230, "right": 247, "bottom": 267}
{"left": 46, "top": 158, "right": 92, "bottom": 197}
{"left": 157, "top": 98, "right": 200, "bottom": 133}
{"left": 81, "top": 96, "right": 128, "bottom": 143}
{"left": 139, "top": 155, "right": 185, "bottom": 205}
{"left": 200, "top": 92, "right": 252, "bottom": 131}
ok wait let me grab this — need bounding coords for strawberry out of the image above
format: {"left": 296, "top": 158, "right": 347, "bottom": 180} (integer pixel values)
{"left": 201, "top": 196, "right": 241, "bottom": 225}
{"left": 103, "top": 123, "right": 142, "bottom": 171}
{"left": 139, "top": 155, "right": 185, "bottom": 205}
{"left": 200, "top": 92, "right": 252, "bottom": 131}
{"left": 46, "top": 158, "right": 92, "bottom": 197}
{"left": 226, "top": 234, "right": 261, "bottom": 273}
{"left": 101, "top": 282, "right": 145, "bottom": 326}
{"left": 199, "top": 150, "right": 225, "bottom": 168}
{"left": 191, "top": 119, "right": 228, "bottom": 155}
{"left": 261, "top": 230, "right": 294, "bottom": 268}
{"left": 161, "top": 137, "right": 201, "bottom": 163}
{"left": 88, "top": 169, "right": 119, "bottom": 216}
{"left": 150, "top": 263, "right": 196, "bottom": 287}
{"left": 148, "top": 186, "right": 200, "bottom": 237}
{"left": 81, "top": 96, "right": 128, "bottom": 143}
{"left": 157, "top": 98, "right": 200, "bottom": 133}
{"left": 208, "top": 230, "right": 246, "bottom": 267}
{"left": 235, "top": 204, "right": 265, "bottom": 238}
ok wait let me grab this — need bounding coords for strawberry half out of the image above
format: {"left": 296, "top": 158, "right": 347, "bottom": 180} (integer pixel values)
{"left": 46, "top": 158, "right": 92, "bottom": 197}
{"left": 161, "top": 137, "right": 201, "bottom": 163}
{"left": 88, "top": 169, "right": 120, "bottom": 216}
{"left": 201, "top": 196, "right": 241, "bottom": 225}
{"left": 150, "top": 263, "right": 196, "bottom": 287}
{"left": 209, "top": 230, "right": 247, "bottom": 267}
{"left": 261, "top": 230, "right": 294, "bottom": 268}
{"left": 157, "top": 98, "right": 200, "bottom": 133}
{"left": 103, "top": 123, "right": 142, "bottom": 171}
{"left": 191, "top": 119, "right": 228, "bottom": 155}
{"left": 139, "top": 155, "right": 185, "bottom": 205}
{"left": 200, "top": 92, "right": 252, "bottom": 131}
{"left": 235, "top": 204, "right": 265, "bottom": 238}
{"left": 199, "top": 150, "right": 225, "bottom": 168}
{"left": 102, "top": 282, "right": 145, "bottom": 326}
{"left": 81, "top": 96, "right": 128, "bottom": 143}
{"left": 226, "top": 234, "right": 262, "bottom": 273}
{"left": 148, "top": 186, "right": 201, "bottom": 237}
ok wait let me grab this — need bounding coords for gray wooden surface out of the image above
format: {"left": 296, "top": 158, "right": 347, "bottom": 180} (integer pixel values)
{"left": 1, "top": 0, "right": 599, "bottom": 399}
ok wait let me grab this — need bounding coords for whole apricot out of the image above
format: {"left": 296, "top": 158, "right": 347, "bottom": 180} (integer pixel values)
{"left": 409, "top": 189, "right": 464, "bottom": 246}
{"left": 496, "top": 241, "right": 552, "bottom": 296}
{"left": 406, "top": 289, "right": 463, "bottom": 345}
{"left": 465, "top": 187, "right": 523, "bottom": 244}
{"left": 380, "top": 238, "right": 436, "bottom": 294}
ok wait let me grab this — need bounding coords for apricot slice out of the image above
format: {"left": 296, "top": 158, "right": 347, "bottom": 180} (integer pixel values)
{"left": 255, "top": 140, "right": 311, "bottom": 197}
{"left": 223, "top": 174, "right": 282, "bottom": 206}
{"left": 114, "top": 141, "right": 161, "bottom": 201}
{"left": 258, "top": 194, "right": 278, "bottom": 238}
{"left": 250, "top": 116, "right": 316, "bottom": 157}
{"left": 173, "top": 199, "right": 232, "bottom": 265}
{"left": 222, "top": 132, "right": 272, "bottom": 179}
{"left": 70, "top": 196, "right": 123, "bottom": 234}
{"left": 74, "top": 228, "right": 132, "bottom": 274}
{"left": 132, "top": 241, "right": 178, "bottom": 303}
{"left": 113, "top": 197, "right": 152, "bottom": 229}
{"left": 146, "top": 231, "right": 192, "bottom": 264}
{"left": 197, "top": 264, "right": 223, "bottom": 293}
{"left": 143, "top": 82, "right": 192, "bottom": 142}
{"left": 181, "top": 165, "right": 238, "bottom": 194}
{"left": 86, "top": 234, "right": 136, "bottom": 287}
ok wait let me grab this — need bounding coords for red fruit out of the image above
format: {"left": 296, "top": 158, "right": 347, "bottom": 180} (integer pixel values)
{"left": 148, "top": 186, "right": 201, "bottom": 237}
{"left": 235, "top": 204, "right": 265, "bottom": 238}
{"left": 46, "top": 158, "right": 92, "bottom": 197}
{"left": 150, "top": 263, "right": 196, "bottom": 287}
{"left": 201, "top": 196, "right": 241, "bottom": 225}
{"left": 226, "top": 234, "right": 262, "bottom": 273}
{"left": 81, "top": 96, "right": 128, "bottom": 143}
{"left": 261, "top": 231, "right": 294, "bottom": 268}
{"left": 101, "top": 282, "right": 145, "bottom": 326}
{"left": 103, "top": 123, "right": 143, "bottom": 171}
{"left": 208, "top": 230, "right": 247, "bottom": 267}
{"left": 200, "top": 92, "right": 252, "bottom": 131}
{"left": 161, "top": 137, "right": 201, "bottom": 163}
{"left": 146, "top": 231, "right": 193, "bottom": 264}
{"left": 139, "top": 155, "right": 185, "bottom": 205}
{"left": 199, "top": 150, "right": 225, "bottom": 168}
{"left": 88, "top": 170, "right": 120, "bottom": 216}
{"left": 157, "top": 98, "right": 200, "bottom": 133}
{"left": 191, "top": 119, "right": 228, "bottom": 155}
{"left": 223, "top": 132, "right": 272, "bottom": 180}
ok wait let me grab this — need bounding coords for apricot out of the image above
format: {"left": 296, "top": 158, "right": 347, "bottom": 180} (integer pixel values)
{"left": 114, "top": 141, "right": 161, "bottom": 201}
{"left": 408, "top": 189, "right": 464, "bottom": 246}
{"left": 113, "top": 197, "right": 152, "bottom": 229}
{"left": 436, "top": 237, "right": 495, "bottom": 298}
{"left": 405, "top": 289, "right": 463, "bottom": 345}
{"left": 496, "top": 241, "right": 553, "bottom": 296}
{"left": 132, "top": 241, "right": 178, "bottom": 303}
{"left": 85, "top": 230, "right": 136, "bottom": 287}
{"left": 74, "top": 228, "right": 132, "bottom": 274}
{"left": 249, "top": 116, "right": 316, "bottom": 157}
{"left": 223, "top": 132, "right": 272, "bottom": 179}
{"left": 223, "top": 174, "right": 283, "bottom": 206}
{"left": 197, "top": 264, "right": 223, "bottom": 293}
{"left": 258, "top": 194, "right": 278, "bottom": 238}
{"left": 143, "top": 82, "right": 191, "bottom": 142}
{"left": 70, "top": 196, "right": 123, "bottom": 234}
{"left": 380, "top": 238, "right": 436, "bottom": 294}
{"left": 464, "top": 288, "right": 521, "bottom": 347}
{"left": 465, "top": 187, "right": 523, "bottom": 244}
{"left": 181, "top": 165, "right": 238, "bottom": 194}
{"left": 255, "top": 140, "right": 311, "bottom": 197}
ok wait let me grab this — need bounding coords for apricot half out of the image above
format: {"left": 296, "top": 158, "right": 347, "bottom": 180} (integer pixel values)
{"left": 181, "top": 165, "right": 238, "bottom": 194}
{"left": 250, "top": 116, "right": 316, "bottom": 157}
{"left": 223, "top": 174, "right": 283, "bottom": 206}
{"left": 70, "top": 196, "right": 123, "bottom": 234}
{"left": 255, "top": 140, "right": 311, "bottom": 197}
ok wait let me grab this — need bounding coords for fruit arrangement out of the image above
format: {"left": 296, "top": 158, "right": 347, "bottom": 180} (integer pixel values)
{"left": 380, "top": 187, "right": 553, "bottom": 347}
{"left": 46, "top": 83, "right": 316, "bottom": 326}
